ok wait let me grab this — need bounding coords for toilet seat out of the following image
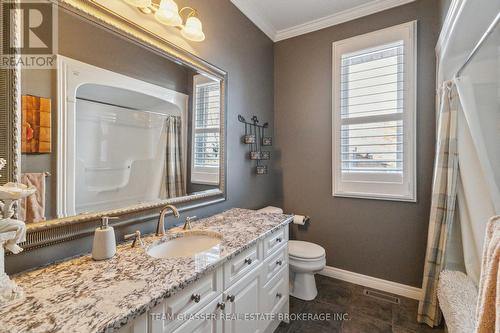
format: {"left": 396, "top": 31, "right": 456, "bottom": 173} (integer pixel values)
{"left": 288, "top": 240, "right": 325, "bottom": 260}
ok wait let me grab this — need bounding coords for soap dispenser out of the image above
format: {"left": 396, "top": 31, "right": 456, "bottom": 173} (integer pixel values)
{"left": 92, "top": 216, "right": 118, "bottom": 260}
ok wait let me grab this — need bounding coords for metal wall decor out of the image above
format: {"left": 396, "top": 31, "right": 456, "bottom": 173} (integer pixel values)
{"left": 238, "top": 115, "right": 271, "bottom": 175}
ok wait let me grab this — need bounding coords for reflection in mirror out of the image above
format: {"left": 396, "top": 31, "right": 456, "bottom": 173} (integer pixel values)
{"left": 19, "top": 7, "right": 223, "bottom": 223}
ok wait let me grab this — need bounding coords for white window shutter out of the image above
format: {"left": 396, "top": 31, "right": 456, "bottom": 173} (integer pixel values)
{"left": 191, "top": 76, "right": 221, "bottom": 185}
{"left": 332, "top": 21, "right": 417, "bottom": 201}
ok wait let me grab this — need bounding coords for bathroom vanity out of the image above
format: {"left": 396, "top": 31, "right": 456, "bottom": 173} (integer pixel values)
{"left": 0, "top": 209, "right": 292, "bottom": 333}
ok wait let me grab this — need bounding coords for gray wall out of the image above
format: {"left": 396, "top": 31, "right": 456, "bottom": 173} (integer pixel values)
{"left": 274, "top": 0, "right": 441, "bottom": 287}
{"left": 7, "top": 0, "right": 275, "bottom": 274}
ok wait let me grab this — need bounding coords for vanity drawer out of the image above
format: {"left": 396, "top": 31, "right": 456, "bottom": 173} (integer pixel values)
{"left": 263, "top": 225, "right": 288, "bottom": 258}
{"left": 150, "top": 269, "right": 222, "bottom": 333}
{"left": 262, "top": 266, "right": 289, "bottom": 314}
{"left": 172, "top": 294, "right": 224, "bottom": 333}
{"left": 262, "top": 245, "right": 288, "bottom": 284}
{"left": 223, "top": 244, "right": 260, "bottom": 288}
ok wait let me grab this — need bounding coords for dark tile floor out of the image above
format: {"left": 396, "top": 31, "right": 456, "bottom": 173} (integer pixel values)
{"left": 275, "top": 275, "right": 446, "bottom": 333}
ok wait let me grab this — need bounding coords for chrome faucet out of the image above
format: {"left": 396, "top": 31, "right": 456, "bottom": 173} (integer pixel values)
{"left": 156, "top": 205, "right": 180, "bottom": 236}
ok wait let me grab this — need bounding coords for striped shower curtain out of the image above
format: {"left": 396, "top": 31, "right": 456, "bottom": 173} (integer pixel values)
{"left": 161, "top": 116, "right": 185, "bottom": 198}
{"left": 417, "top": 81, "right": 459, "bottom": 327}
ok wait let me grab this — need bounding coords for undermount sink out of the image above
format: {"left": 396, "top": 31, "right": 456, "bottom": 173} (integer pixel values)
{"left": 147, "top": 230, "right": 222, "bottom": 259}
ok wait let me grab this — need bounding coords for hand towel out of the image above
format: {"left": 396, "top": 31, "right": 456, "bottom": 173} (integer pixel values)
{"left": 475, "top": 215, "right": 500, "bottom": 333}
{"left": 19, "top": 172, "right": 47, "bottom": 223}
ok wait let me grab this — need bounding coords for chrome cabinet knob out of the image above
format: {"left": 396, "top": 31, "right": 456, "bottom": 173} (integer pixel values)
{"left": 276, "top": 260, "right": 283, "bottom": 266}
{"left": 191, "top": 293, "right": 201, "bottom": 303}
{"left": 217, "top": 302, "right": 226, "bottom": 310}
{"left": 227, "top": 295, "right": 235, "bottom": 302}
{"left": 244, "top": 258, "right": 252, "bottom": 265}
{"left": 276, "top": 237, "right": 282, "bottom": 243}
{"left": 276, "top": 293, "right": 282, "bottom": 298}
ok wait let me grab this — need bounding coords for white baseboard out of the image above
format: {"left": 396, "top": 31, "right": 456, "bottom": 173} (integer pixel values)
{"left": 319, "top": 266, "right": 423, "bottom": 301}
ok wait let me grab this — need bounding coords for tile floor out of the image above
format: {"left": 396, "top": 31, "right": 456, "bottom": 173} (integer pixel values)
{"left": 275, "top": 275, "right": 446, "bottom": 333}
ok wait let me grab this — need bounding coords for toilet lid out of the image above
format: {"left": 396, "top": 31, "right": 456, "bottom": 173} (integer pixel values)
{"left": 288, "top": 240, "right": 325, "bottom": 259}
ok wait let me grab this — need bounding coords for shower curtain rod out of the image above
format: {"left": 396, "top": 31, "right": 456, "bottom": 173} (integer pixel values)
{"left": 76, "top": 97, "right": 180, "bottom": 118}
{"left": 455, "top": 11, "right": 500, "bottom": 78}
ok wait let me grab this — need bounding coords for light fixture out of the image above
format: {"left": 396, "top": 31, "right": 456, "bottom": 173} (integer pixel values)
{"left": 181, "top": 16, "right": 205, "bottom": 42}
{"left": 122, "top": 0, "right": 206, "bottom": 42}
{"left": 123, "top": 0, "right": 152, "bottom": 8}
{"left": 154, "top": 0, "right": 182, "bottom": 26}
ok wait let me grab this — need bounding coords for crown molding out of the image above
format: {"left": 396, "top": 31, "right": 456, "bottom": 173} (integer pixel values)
{"left": 232, "top": 0, "right": 416, "bottom": 42}
{"left": 275, "top": 0, "right": 416, "bottom": 41}
{"left": 230, "top": 0, "right": 277, "bottom": 41}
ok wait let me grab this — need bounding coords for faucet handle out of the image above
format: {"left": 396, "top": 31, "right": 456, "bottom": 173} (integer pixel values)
{"left": 124, "top": 230, "right": 143, "bottom": 248}
{"left": 183, "top": 216, "right": 197, "bottom": 230}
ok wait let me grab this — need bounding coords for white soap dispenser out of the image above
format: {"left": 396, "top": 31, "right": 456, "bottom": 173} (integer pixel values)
{"left": 92, "top": 216, "right": 118, "bottom": 260}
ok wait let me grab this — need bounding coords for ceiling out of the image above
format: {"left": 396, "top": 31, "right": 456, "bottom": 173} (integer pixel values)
{"left": 230, "top": 0, "right": 416, "bottom": 42}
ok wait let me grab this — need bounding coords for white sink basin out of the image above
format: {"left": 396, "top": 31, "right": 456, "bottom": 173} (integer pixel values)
{"left": 147, "top": 231, "right": 222, "bottom": 259}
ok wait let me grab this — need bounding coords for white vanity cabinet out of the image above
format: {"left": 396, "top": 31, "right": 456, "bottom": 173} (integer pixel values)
{"left": 118, "top": 224, "right": 289, "bottom": 333}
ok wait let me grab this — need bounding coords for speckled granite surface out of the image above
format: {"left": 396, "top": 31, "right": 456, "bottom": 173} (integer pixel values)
{"left": 0, "top": 208, "right": 292, "bottom": 333}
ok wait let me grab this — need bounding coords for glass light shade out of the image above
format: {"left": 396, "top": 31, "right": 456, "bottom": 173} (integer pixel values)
{"left": 181, "top": 16, "right": 205, "bottom": 42}
{"left": 123, "top": 0, "right": 152, "bottom": 8}
{"left": 155, "top": 0, "right": 182, "bottom": 26}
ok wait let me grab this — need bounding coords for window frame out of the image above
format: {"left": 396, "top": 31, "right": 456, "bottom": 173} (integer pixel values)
{"left": 332, "top": 21, "right": 417, "bottom": 202}
{"left": 191, "top": 74, "right": 221, "bottom": 186}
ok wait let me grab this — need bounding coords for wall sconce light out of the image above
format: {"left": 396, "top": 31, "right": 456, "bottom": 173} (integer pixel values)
{"left": 123, "top": 0, "right": 205, "bottom": 42}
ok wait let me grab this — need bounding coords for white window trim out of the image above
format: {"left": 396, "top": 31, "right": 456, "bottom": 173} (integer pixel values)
{"left": 191, "top": 75, "right": 220, "bottom": 186}
{"left": 332, "top": 21, "right": 417, "bottom": 202}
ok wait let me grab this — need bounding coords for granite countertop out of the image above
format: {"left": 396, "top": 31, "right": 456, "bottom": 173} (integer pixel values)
{"left": 0, "top": 208, "right": 292, "bottom": 333}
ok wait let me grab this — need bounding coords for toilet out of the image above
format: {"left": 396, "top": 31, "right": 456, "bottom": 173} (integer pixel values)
{"left": 288, "top": 240, "right": 326, "bottom": 301}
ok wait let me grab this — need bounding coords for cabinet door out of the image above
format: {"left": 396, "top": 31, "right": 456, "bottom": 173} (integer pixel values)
{"left": 173, "top": 295, "right": 224, "bottom": 333}
{"left": 223, "top": 269, "right": 262, "bottom": 333}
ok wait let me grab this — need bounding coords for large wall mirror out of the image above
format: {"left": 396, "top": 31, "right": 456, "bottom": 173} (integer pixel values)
{"left": 0, "top": 0, "right": 227, "bottom": 250}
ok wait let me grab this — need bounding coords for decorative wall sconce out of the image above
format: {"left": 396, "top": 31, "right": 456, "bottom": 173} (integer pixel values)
{"left": 238, "top": 115, "right": 272, "bottom": 175}
{"left": 123, "top": 0, "right": 206, "bottom": 42}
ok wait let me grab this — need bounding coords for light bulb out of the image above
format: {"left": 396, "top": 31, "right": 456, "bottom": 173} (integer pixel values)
{"left": 155, "top": 0, "right": 182, "bottom": 26}
{"left": 181, "top": 16, "right": 205, "bottom": 42}
{"left": 123, "top": 0, "right": 152, "bottom": 8}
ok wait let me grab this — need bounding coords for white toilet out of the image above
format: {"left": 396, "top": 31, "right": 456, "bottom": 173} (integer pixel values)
{"left": 288, "top": 240, "right": 326, "bottom": 301}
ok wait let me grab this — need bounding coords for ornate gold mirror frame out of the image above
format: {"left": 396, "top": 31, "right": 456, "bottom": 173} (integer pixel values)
{"left": 0, "top": 0, "right": 227, "bottom": 251}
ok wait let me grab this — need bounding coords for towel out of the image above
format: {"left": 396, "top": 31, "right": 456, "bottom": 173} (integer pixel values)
{"left": 438, "top": 270, "right": 478, "bottom": 333}
{"left": 475, "top": 215, "right": 500, "bottom": 333}
{"left": 19, "top": 172, "right": 47, "bottom": 223}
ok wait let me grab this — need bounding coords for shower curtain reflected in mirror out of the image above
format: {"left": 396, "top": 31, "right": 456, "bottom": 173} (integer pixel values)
{"left": 161, "top": 116, "right": 186, "bottom": 198}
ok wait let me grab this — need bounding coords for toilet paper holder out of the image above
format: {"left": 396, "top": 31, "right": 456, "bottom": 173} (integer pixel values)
{"left": 292, "top": 214, "right": 311, "bottom": 225}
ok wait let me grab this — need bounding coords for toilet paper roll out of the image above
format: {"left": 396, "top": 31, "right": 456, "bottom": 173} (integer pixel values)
{"left": 293, "top": 215, "right": 310, "bottom": 225}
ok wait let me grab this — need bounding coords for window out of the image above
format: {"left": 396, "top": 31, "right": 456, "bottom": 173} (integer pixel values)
{"left": 332, "top": 21, "right": 416, "bottom": 201}
{"left": 191, "top": 75, "right": 221, "bottom": 185}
